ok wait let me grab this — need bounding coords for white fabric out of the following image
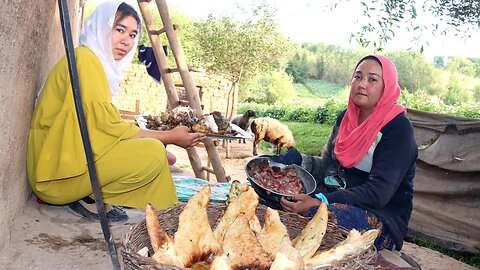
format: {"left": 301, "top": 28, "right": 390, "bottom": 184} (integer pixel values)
{"left": 354, "top": 132, "right": 382, "bottom": 173}
{"left": 79, "top": 0, "right": 141, "bottom": 97}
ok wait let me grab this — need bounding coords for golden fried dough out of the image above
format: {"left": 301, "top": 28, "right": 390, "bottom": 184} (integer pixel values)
{"left": 145, "top": 204, "right": 184, "bottom": 267}
{"left": 146, "top": 203, "right": 173, "bottom": 253}
{"left": 226, "top": 180, "right": 249, "bottom": 206}
{"left": 256, "top": 207, "right": 290, "bottom": 255}
{"left": 270, "top": 238, "right": 304, "bottom": 270}
{"left": 292, "top": 202, "right": 328, "bottom": 259}
{"left": 222, "top": 213, "right": 273, "bottom": 270}
{"left": 304, "top": 229, "right": 379, "bottom": 268}
{"left": 174, "top": 185, "right": 223, "bottom": 267}
{"left": 213, "top": 187, "right": 259, "bottom": 244}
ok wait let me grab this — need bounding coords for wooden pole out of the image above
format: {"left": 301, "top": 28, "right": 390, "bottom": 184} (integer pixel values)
{"left": 137, "top": 0, "right": 206, "bottom": 179}
{"left": 155, "top": 0, "right": 227, "bottom": 182}
{"left": 137, "top": 1, "right": 179, "bottom": 109}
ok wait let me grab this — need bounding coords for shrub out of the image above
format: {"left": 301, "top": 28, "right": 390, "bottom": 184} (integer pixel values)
{"left": 239, "top": 71, "right": 296, "bottom": 104}
{"left": 314, "top": 99, "right": 346, "bottom": 124}
{"left": 239, "top": 100, "right": 346, "bottom": 124}
{"left": 262, "top": 107, "right": 286, "bottom": 119}
{"left": 238, "top": 89, "right": 479, "bottom": 126}
{"left": 285, "top": 106, "right": 317, "bottom": 122}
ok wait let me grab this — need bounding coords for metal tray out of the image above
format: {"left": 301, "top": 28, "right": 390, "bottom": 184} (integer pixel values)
{"left": 134, "top": 115, "right": 252, "bottom": 140}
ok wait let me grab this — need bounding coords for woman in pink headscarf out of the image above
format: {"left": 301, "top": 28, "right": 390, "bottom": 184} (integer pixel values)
{"left": 278, "top": 55, "right": 418, "bottom": 251}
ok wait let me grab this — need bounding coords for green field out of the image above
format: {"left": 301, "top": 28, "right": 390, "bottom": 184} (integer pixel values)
{"left": 297, "top": 79, "right": 345, "bottom": 98}
{"left": 259, "top": 121, "right": 332, "bottom": 155}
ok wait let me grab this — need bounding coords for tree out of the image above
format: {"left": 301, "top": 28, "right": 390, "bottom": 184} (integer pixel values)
{"left": 184, "top": 1, "right": 293, "bottom": 118}
{"left": 446, "top": 57, "right": 476, "bottom": 76}
{"left": 442, "top": 74, "right": 474, "bottom": 105}
{"left": 350, "top": 0, "right": 480, "bottom": 51}
{"left": 285, "top": 52, "right": 308, "bottom": 83}
{"left": 386, "top": 51, "right": 436, "bottom": 93}
{"left": 433, "top": 56, "right": 446, "bottom": 68}
{"left": 240, "top": 71, "right": 296, "bottom": 104}
{"left": 469, "top": 58, "right": 480, "bottom": 78}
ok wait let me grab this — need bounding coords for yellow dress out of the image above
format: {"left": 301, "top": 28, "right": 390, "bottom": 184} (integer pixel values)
{"left": 27, "top": 46, "right": 178, "bottom": 209}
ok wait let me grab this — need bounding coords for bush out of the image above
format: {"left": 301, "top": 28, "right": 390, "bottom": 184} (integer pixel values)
{"left": 238, "top": 88, "right": 480, "bottom": 125}
{"left": 262, "top": 107, "right": 287, "bottom": 119}
{"left": 238, "top": 100, "right": 346, "bottom": 124}
{"left": 314, "top": 99, "right": 346, "bottom": 124}
{"left": 239, "top": 71, "right": 296, "bottom": 104}
{"left": 285, "top": 106, "right": 317, "bottom": 122}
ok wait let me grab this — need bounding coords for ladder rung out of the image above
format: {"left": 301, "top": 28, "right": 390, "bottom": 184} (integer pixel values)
{"left": 148, "top": 25, "right": 178, "bottom": 36}
{"left": 167, "top": 66, "right": 198, "bottom": 73}
{"left": 167, "top": 67, "right": 180, "bottom": 73}
{"left": 202, "top": 166, "right": 215, "bottom": 174}
{"left": 149, "top": 28, "right": 166, "bottom": 35}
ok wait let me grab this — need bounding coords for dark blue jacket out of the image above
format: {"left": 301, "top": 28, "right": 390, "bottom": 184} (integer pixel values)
{"left": 302, "top": 110, "right": 417, "bottom": 250}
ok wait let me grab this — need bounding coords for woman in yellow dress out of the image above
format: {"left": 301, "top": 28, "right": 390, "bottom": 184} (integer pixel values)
{"left": 27, "top": 0, "right": 205, "bottom": 221}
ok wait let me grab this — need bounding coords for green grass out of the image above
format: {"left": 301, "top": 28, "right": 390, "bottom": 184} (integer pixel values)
{"left": 293, "top": 83, "right": 321, "bottom": 99}
{"left": 259, "top": 121, "right": 332, "bottom": 155}
{"left": 299, "top": 79, "right": 345, "bottom": 98}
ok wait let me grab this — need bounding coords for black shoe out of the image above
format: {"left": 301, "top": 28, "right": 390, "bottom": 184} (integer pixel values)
{"left": 68, "top": 201, "right": 129, "bottom": 222}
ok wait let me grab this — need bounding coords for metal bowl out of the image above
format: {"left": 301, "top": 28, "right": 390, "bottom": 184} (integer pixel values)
{"left": 245, "top": 157, "right": 317, "bottom": 210}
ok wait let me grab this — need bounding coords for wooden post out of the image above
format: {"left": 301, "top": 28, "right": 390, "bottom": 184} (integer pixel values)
{"left": 225, "top": 140, "right": 231, "bottom": 159}
{"left": 155, "top": 0, "right": 227, "bottom": 182}
{"left": 137, "top": 0, "right": 206, "bottom": 180}
{"left": 135, "top": 99, "right": 140, "bottom": 114}
{"left": 137, "top": 1, "right": 179, "bottom": 109}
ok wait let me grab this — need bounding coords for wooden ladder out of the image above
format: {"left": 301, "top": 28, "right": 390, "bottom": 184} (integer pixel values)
{"left": 137, "top": 0, "right": 228, "bottom": 182}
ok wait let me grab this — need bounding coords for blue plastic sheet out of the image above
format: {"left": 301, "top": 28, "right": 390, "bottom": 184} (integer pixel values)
{"left": 173, "top": 177, "right": 244, "bottom": 204}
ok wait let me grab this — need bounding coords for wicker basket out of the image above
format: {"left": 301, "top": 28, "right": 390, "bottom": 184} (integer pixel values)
{"left": 122, "top": 203, "right": 377, "bottom": 270}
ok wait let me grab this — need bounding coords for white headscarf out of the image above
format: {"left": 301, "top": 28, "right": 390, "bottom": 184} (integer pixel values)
{"left": 79, "top": 0, "right": 141, "bottom": 97}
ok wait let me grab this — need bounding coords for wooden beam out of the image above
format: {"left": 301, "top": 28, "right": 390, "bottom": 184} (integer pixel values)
{"left": 155, "top": 0, "right": 227, "bottom": 182}
{"left": 137, "top": 1, "right": 180, "bottom": 109}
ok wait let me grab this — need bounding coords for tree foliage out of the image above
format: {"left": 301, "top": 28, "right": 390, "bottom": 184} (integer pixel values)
{"left": 184, "top": 1, "right": 293, "bottom": 84}
{"left": 285, "top": 42, "right": 363, "bottom": 85}
{"left": 385, "top": 51, "right": 437, "bottom": 93}
{"left": 240, "top": 70, "right": 296, "bottom": 104}
{"left": 351, "top": 0, "right": 480, "bottom": 51}
{"left": 284, "top": 41, "right": 480, "bottom": 105}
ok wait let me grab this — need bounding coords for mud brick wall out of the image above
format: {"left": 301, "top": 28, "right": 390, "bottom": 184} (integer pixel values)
{"left": 0, "top": 0, "right": 80, "bottom": 251}
{"left": 116, "top": 64, "right": 236, "bottom": 116}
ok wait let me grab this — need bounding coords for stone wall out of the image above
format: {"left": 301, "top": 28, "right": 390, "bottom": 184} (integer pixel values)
{"left": 0, "top": 0, "right": 79, "bottom": 250}
{"left": 116, "top": 64, "right": 236, "bottom": 116}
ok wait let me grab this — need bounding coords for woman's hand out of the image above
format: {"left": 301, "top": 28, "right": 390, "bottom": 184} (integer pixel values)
{"left": 130, "top": 126, "right": 206, "bottom": 148}
{"left": 280, "top": 194, "right": 321, "bottom": 214}
{"left": 168, "top": 126, "right": 206, "bottom": 149}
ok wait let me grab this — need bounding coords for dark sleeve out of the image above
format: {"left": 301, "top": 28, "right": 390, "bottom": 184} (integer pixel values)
{"left": 324, "top": 114, "right": 418, "bottom": 208}
{"left": 301, "top": 110, "right": 345, "bottom": 183}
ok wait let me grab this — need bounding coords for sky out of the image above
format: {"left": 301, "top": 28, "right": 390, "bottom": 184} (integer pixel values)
{"left": 89, "top": 0, "right": 480, "bottom": 59}
{"left": 167, "top": 0, "right": 480, "bottom": 59}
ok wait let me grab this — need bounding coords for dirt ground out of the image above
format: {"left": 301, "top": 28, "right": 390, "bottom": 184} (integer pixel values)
{"left": 0, "top": 138, "right": 476, "bottom": 270}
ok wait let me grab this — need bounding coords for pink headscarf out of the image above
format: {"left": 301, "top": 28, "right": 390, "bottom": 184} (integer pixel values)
{"left": 334, "top": 55, "right": 405, "bottom": 168}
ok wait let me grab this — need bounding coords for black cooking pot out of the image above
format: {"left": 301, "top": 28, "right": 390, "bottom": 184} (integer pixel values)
{"left": 245, "top": 157, "right": 317, "bottom": 210}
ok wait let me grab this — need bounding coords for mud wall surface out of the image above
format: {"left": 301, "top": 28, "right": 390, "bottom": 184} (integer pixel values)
{"left": 0, "top": 0, "right": 79, "bottom": 250}
{"left": 117, "top": 64, "right": 234, "bottom": 116}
